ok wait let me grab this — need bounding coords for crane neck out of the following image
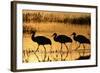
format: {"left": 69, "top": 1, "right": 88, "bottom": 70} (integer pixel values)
{"left": 32, "top": 34, "right": 34, "bottom": 37}
{"left": 32, "top": 33, "right": 35, "bottom": 40}
{"left": 53, "top": 34, "right": 57, "bottom": 41}
{"left": 73, "top": 34, "right": 76, "bottom": 40}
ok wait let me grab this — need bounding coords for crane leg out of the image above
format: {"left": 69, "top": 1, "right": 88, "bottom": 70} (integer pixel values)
{"left": 83, "top": 44, "right": 85, "bottom": 56}
{"left": 64, "top": 43, "right": 69, "bottom": 60}
{"left": 46, "top": 45, "right": 52, "bottom": 62}
{"left": 64, "top": 43, "right": 68, "bottom": 51}
{"left": 49, "top": 45, "right": 53, "bottom": 61}
{"left": 75, "top": 43, "right": 80, "bottom": 51}
{"left": 43, "top": 45, "right": 46, "bottom": 62}
{"left": 74, "top": 43, "right": 81, "bottom": 57}
{"left": 33, "top": 51, "right": 41, "bottom": 62}
{"left": 35, "top": 45, "right": 39, "bottom": 53}
{"left": 33, "top": 45, "right": 41, "bottom": 62}
{"left": 60, "top": 43, "right": 63, "bottom": 61}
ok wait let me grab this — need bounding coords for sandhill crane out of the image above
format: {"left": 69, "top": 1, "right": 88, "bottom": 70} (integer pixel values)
{"left": 71, "top": 32, "right": 90, "bottom": 56}
{"left": 52, "top": 33, "right": 72, "bottom": 61}
{"left": 31, "top": 31, "right": 52, "bottom": 62}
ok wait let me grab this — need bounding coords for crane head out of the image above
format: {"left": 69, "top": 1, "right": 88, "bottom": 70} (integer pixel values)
{"left": 71, "top": 32, "right": 76, "bottom": 36}
{"left": 31, "top": 30, "right": 36, "bottom": 35}
{"left": 52, "top": 33, "right": 57, "bottom": 37}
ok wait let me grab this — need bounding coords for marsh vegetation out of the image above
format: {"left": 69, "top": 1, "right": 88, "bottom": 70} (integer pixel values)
{"left": 22, "top": 10, "right": 91, "bottom": 63}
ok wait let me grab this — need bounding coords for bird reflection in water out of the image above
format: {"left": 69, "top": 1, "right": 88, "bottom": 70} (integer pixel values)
{"left": 22, "top": 10, "right": 91, "bottom": 63}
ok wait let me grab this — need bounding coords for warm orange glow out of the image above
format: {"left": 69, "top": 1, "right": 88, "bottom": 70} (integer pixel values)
{"left": 22, "top": 10, "right": 91, "bottom": 63}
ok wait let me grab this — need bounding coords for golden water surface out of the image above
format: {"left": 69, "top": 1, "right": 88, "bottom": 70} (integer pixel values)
{"left": 22, "top": 10, "right": 91, "bottom": 63}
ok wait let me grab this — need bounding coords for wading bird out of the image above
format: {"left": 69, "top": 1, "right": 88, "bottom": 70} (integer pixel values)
{"left": 31, "top": 31, "right": 52, "bottom": 62}
{"left": 52, "top": 33, "right": 72, "bottom": 61}
{"left": 71, "top": 32, "right": 90, "bottom": 56}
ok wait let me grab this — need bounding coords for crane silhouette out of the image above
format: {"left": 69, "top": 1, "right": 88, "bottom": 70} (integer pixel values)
{"left": 31, "top": 31, "right": 52, "bottom": 62}
{"left": 52, "top": 33, "right": 72, "bottom": 61}
{"left": 71, "top": 32, "right": 90, "bottom": 56}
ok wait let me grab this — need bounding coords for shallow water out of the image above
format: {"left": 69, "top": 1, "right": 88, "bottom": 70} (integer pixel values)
{"left": 23, "top": 22, "right": 91, "bottom": 63}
